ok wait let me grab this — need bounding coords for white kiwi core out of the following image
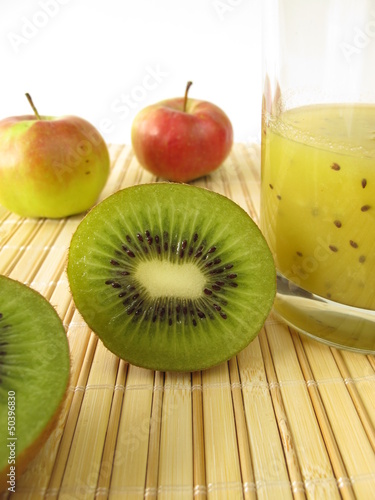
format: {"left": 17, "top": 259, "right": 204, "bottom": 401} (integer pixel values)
{"left": 134, "top": 260, "right": 206, "bottom": 299}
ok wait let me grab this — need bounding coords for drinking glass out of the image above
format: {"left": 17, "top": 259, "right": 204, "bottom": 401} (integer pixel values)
{"left": 261, "top": 0, "right": 375, "bottom": 352}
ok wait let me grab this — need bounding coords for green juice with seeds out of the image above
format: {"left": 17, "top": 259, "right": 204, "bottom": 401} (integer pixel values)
{"left": 261, "top": 103, "right": 375, "bottom": 351}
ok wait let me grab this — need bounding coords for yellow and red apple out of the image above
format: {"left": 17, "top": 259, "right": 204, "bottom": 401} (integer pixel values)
{"left": 0, "top": 94, "right": 110, "bottom": 218}
{"left": 131, "top": 82, "right": 233, "bottom": 182}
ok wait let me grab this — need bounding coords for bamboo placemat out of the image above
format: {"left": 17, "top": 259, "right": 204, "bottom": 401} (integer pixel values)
{"left": 1, "top": 143, "right": 375, "bottom": 499}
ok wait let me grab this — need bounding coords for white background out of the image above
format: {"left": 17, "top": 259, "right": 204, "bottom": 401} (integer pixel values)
{"left": 1, "top": 0, "right": 262, "bottom": 145}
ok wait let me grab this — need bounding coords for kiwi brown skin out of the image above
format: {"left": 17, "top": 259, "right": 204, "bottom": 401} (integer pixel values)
{"left": 0, "top": 276, "right": 70, "bottom": 492}
{"left": 67, "top": 182, "right": 276, "bottom": 372}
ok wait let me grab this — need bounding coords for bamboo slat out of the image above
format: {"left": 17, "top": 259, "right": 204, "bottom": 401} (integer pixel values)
{"left": 202, "top": 363, "right": 243, "bottom": 499}
{"left": 237, "top": 337, "right": 293, "bottom": 499}
{"left": 158, "top": 373, "right": 193, "bottom": 499}
{"left": 301, "top": 340, "right": 375, "bottom": 499}
{"left": 264, "top": 319, "right": 342, "bottom": 499}
{"left": 144, "top": 371, "right": 164, "bottom": 499}
{"left": 191, "top": 371, "right": 206, "bottom": 500}
{"left": 109, "top": 366, "right": 154, "bottom": 498}
{"left": 0, "top": 143, "right": 374, "bottom": 499}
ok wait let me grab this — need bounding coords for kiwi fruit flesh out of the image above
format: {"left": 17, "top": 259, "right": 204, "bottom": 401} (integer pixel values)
{"left": 67, "top": 183, "right": 276, "bottom": 372}
{"left": 0, "top": 276, "right": 70, "bottom": 492}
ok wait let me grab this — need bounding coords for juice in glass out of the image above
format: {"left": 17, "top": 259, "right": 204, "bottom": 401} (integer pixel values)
{"left": 261, "top": 103, "right": 375, "bottom": 350}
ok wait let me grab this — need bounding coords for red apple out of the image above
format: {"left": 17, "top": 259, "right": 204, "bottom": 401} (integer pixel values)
{"left": 0, "top": 94, "right": 110, "bottom": 218}
{"left": 131, "top": 82, "right": 233, "bottom": 182}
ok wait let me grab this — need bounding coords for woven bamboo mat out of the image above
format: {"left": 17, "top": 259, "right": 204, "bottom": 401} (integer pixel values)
{"left": 1, "top": 143, "right": 375, "bottom": 499}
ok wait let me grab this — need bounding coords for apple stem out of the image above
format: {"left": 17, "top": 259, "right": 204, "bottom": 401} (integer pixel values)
{"left": 183, "top": 81, "right": 193, "bottom": 113}
{"left": 25, "top": 93, "right": 42, "bottom": 120}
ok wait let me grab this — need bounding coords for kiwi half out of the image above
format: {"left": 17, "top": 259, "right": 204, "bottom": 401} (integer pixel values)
{"left": 0, "top": 276, "right": 70, "bottom": 492}
{"left": 67, "top": 183, "right": 275, "bottom": 372}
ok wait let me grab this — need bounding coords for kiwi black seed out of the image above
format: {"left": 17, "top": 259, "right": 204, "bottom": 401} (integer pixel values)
{"left": 67, "top": 183, "right": 276, "bottom": 372}
{"left": 0, "top": 276, "right": 70, "bottom": 491}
